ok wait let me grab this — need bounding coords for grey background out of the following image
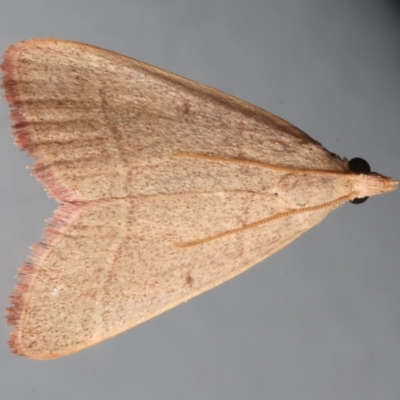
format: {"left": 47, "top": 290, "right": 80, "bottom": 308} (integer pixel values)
{"left": 0, "top": 1, "right": 399, "bottom": 399}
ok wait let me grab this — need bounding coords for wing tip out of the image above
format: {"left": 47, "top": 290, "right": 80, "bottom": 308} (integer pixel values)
{"left": 2, "top": 45, "right": 36, "bottom": 152}
{"left": 2, "top": 42, "right": 82, "bottom": 202}
{"left": 6, "top": 202, "right": 88, "bottom": 358}
{"left": 7, "top": 262, "right": 36, "bottom": 357}
{"left": 2, "top": 43, "right": 23, "bottom": 116}
{"left": 31, "top": 162, "right": 82, "bottom": 202}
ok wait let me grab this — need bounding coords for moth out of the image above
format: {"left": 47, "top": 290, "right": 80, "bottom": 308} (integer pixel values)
{"left": 2, "top": 39, "right": 397, "bottom": 359}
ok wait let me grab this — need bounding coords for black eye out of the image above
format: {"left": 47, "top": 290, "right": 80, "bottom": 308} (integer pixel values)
{"left": 349, "top": 157, "right": 371, "bottom": 174}
{"left": 349, "top": 157, "right": 370, "bottom": 204}
{"left": 351, "top": 196, "right": 368, "bottom": 204}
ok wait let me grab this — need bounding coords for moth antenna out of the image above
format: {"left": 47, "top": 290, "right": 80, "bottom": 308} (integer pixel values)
{"left": 175, "top": 194, "right": 352, "bottom": 248}
{"left": 174, "top": 153, "right": 349, "bottom": 177}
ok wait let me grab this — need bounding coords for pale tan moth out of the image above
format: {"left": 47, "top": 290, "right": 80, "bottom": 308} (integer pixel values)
{"left": 2, "top": 39, "right": 397, "bottom": 359}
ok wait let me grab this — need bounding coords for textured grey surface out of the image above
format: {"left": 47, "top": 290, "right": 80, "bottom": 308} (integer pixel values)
{"left": 0, "top": 1, "right": 399, "bottom": 399}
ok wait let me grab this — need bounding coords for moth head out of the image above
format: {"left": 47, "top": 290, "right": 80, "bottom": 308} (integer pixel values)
{"left": 349, "top": 157, "right": 398, "bottom": 204}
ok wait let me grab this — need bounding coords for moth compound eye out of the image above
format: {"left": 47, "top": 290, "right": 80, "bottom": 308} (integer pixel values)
{"left": 349, "top": 157, "right": 370, "bottom": 204}
{"left": 350, "top": 196, "right": 368, "bottom": 204}
{"left": 349, "top": 157, "right": 371, "bottom": 174}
